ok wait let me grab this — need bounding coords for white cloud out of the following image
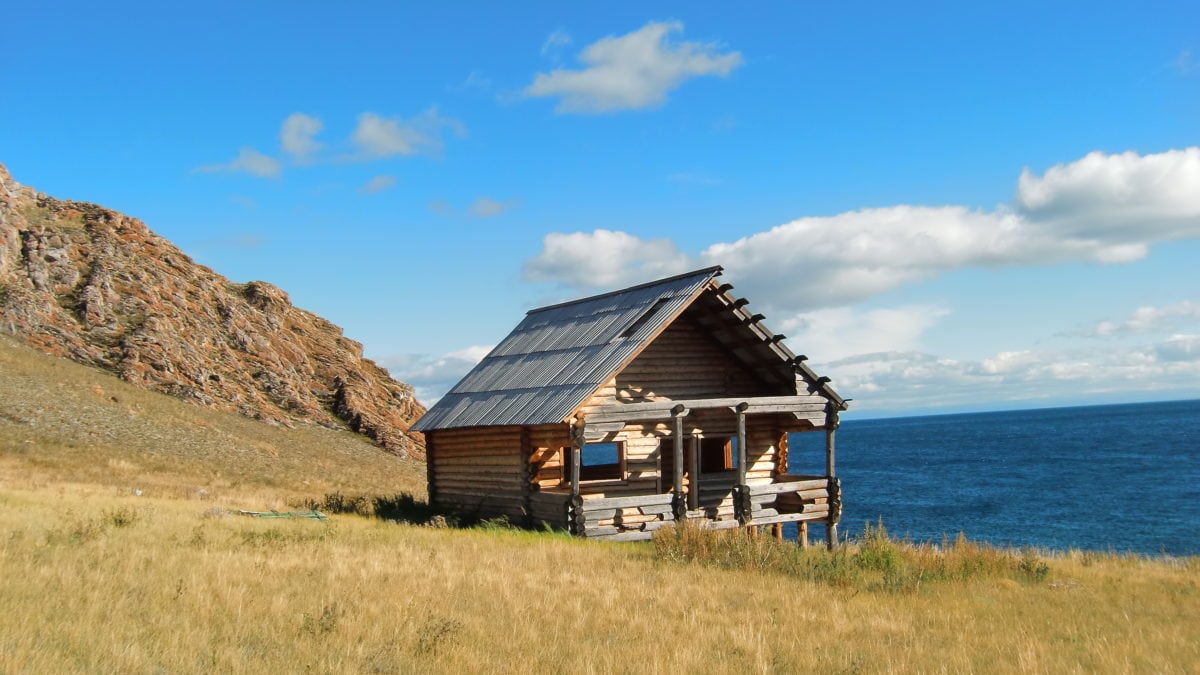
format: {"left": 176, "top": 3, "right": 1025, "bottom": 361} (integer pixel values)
{"left": 358, "top": 175, "right": 397, "bottom": 194}
{"left": 1015, "top": 148, "right": 1200, "bottom": 242}
{"left": 522, "top": 229, "right": 691, "bottom": 288}
{"left": 820, "top": 335, "right": 1200, "bottom": 414}
{"left": 525, "top": 20, "right": 743, "bottom": 113}
{"left": 195, "top": 147, "right": 281, "bottom": 178}
{"left": 382, "top": 345, "right": 492, "bottom": 405}
{"left": 280, "top": 113, "right": 323, "bottom": 162}
{"left": 1154, "top": 334, "right": 1200, "bottom": 362}
{"left": 351, "top": 108, "right": 466, "bottom": 159}
{"left": 524, "top": 147, "right": 1200, "bottom": 314}
{"left": 1087, "top": 301, "right": 1200, "bottom": 337}
{"left": 541, "top": 28, "right": 572, "bottom": 57}
{"left": 779, "top": 305, "right": 950, "bottom": 362}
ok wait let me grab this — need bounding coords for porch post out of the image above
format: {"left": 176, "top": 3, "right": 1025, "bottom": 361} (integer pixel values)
{"left": 735, "top": 404, "right": 749, "bottom": 524}
{"left": 569, "top": 421, "right": 583, "bottom": 535}
{"left": 570, "top": 429, "right": 582, "bottom": 497}
{"left": 672, "top": 409, "right": 686, "bottom": 519}
{"left": 735, "top": 403, "right": 748, "bottom": 486}
{"left": 688, "top": 435, "right": 700, "bottom": 511}
{"left": 825, "top": 405, "right": 839, "bottom": 550}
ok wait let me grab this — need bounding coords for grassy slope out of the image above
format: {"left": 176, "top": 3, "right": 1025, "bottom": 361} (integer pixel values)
{"left": 1, "top": 335, "right": 1198, "bottom": 673}
{"left": 0, "top": 334, "right": 426, "bottom": 503}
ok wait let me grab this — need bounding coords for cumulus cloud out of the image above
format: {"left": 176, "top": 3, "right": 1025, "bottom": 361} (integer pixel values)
{"left": 195, "top": 147, "right": 281, "bottom": 178}
{"left": 1087, "top": 301, "right": 1200, "bottom": 337}
{"left": 820, "top": 336, "right": 1200, "bottom": 414}
{"left": 358, "top": 175, "right": 397, "bottom": 194}
{"left": 280, "top": 113, "right": 323, "bottom": 162}
{"left": 524, "top": 147, "right": 1200, "bottom": 314}
{"left": 1016, "top": 148, "right": 1200, "bottom": 244}
{"left": 523, "top": 229, "right": 691, "bottom": 288}
{"left": 382, "top": 345, "right": 492, "bottom": 405}
{"left": 525, "top": 20, "right": 743, "bottom": 113}
{"left": 778, "top": 305, "right": 951, "bottom": 362}
{"left": 351, "top": 108, "right": 466, "bottom": 159}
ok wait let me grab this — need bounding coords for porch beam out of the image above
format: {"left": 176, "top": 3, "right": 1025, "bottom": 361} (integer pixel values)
{"left": 586, "top": 395, "right": 828, "bottom": 423}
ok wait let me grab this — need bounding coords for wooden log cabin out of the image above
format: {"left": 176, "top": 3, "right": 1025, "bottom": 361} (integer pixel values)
{"left": 410, "top": 266, "right": 848, "bottom": 544}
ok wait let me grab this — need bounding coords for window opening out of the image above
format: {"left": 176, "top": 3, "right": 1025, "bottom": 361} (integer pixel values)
{"left": 580, "top": 441, "right": 625, "bottom": 481}
{"left": 619, "top": 298, "right": 670, "bottom": 338}
{"left": 700, "top": 436, "right": 739, "bottom": 473}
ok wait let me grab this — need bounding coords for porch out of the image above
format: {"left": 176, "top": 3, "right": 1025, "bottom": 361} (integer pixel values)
{"left": 529, "top": 474, "right": 841, "bottom": 542}
{"left": 548, "top": 394, "right": 844, "bottom": 544}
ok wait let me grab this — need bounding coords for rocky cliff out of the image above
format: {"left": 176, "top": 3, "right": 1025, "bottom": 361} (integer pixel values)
{"left": 0, "top": 163, "right": 425, "bottom": 458}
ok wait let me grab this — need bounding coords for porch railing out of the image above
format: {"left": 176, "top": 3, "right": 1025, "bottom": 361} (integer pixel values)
{"left": 556, "top": 473, "right": 840, "bottom": 541}
{"left": 570, "top": 492, "right": 677, "bottom": 541}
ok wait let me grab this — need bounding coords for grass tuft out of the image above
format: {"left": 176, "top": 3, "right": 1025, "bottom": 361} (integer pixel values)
{"left": 652, "top": 518, "right": 1056, "bottom": 592}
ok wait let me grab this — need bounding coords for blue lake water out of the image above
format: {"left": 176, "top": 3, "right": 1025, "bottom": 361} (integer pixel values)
{"left": 787, "top": 399, "right": 1200, "bottom": 555}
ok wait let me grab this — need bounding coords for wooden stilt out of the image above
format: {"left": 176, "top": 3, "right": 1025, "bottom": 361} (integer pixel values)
{"left": 825, "top": 405, "right": 839, "bottom": 551}
{"left": 799, "top": 522, "right": 809, "bottom": 549}
{"left": 772, "top": 523, "right": 783, "bottom": 542}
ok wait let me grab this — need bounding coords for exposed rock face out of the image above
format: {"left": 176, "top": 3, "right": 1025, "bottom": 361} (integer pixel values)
{"left": 0, "top": 163, "right": 425, "bottom": 457}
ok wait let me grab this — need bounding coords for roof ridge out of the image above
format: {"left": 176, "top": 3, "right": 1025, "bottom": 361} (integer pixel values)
{"left": 526, "top": 265, "right": 723, "bottom": 315}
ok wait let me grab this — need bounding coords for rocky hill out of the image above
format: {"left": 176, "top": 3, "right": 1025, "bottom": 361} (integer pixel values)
{"left": 0, "top": 163, "right": 425, "bottom": 458}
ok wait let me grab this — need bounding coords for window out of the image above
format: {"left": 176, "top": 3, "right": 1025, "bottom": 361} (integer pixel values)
{"left": 619, "top": 298, "right": 670, "bottom": 338}
{"left": 580, "top": 441, "right": 625, "bottom": 481}
{"left": 700, "top": 436, "right": 739, "bottom": 473}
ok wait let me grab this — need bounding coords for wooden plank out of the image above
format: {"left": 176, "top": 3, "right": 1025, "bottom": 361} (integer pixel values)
{"left": 613, "top": 513, "right": 659, "bottom": 526}
{"left": 747, "top": 479, "right": 828, "bottom": 495}
{"left": 582, "top": 525, "right": 620, "bottom": 537}
{"left": 589, "top": 395, "right": 827, "bottom": 417}
{"left": 433, "top": 455, "right": 522, "bottom": 467}
{"left": 580, "top": 493, "right": 674, "bottom": 510}
{"left": 749, "top": 511, "right": 831, "bottom": 526}
{"left": 583, "top": 509, "right": 617, "bottom": 523}
{"left": 585, "top": 530, "right": 654, "bottom": 542}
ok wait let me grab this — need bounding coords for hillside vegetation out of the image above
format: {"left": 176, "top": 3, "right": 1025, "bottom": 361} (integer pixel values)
{"left": 0, "top": 163, "right": 424, "bottom": 456}
{"left": 2, "top": 335, "right": 1198, "bottom": 673}
{"left": 0, "top": 334, "right": 425, "bottom": 501}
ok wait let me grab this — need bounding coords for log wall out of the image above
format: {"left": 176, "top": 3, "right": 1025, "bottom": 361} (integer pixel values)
{"left": 426, "top": 426, "right": 527, "bottom": 521}
{"left": 582, "top": 310, "right": 775, "bottom": 409}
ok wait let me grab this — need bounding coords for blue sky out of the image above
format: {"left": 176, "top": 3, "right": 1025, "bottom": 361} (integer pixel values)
{"left": 4, "top": 2, "right": 1199, "bottom": 416}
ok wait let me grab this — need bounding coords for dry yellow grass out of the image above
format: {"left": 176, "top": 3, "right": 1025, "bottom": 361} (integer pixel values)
{"left": 2, "top": 485, "right": 1198, "bottom": 673}
{"left": 2, "top": 335, "right": 1199, "bottom": 673}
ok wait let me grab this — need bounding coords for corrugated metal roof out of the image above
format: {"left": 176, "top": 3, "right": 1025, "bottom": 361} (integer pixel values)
{"left": 411, "top": 267, "right": 723, "bottom": 431}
